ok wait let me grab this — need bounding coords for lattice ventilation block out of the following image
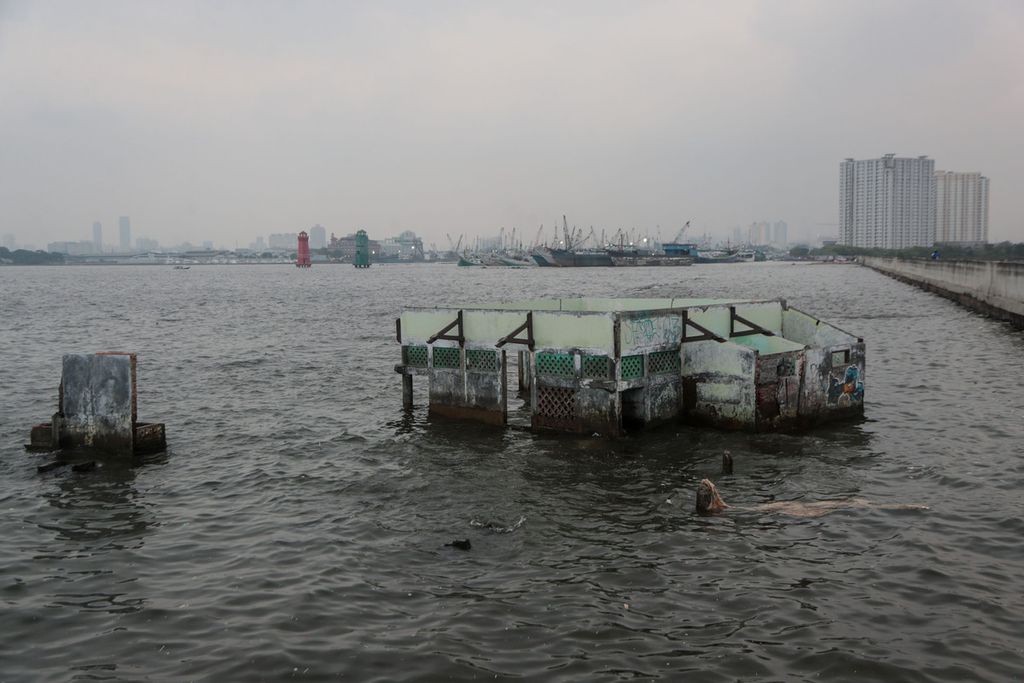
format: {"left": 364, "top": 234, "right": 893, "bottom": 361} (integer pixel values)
{"left": 620, "top": 354, "right": 644, "bottom": 380}
{"left": 536, "top": 352, "right": 575, "bottom": 377}
{"left": 581, "top": 355, "right": 612, "bottom": 379}
{"left": 648, "top": 349, "right": 681, "bottom": 375}
{"left": 537, "top": 386, "right": 576, "bottom": 422}
{"left": 405, "top": 345, "right": 428, "bottom": 367}
{"left": 466, "top": 349, "right": 499, "bottom": 372}
{"left": 432, "top": 346, "right": 461, "bottom": 369}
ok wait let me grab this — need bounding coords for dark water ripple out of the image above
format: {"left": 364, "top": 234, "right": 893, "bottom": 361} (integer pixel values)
{"left": 1, "top": 262, "right": 1023, "bottom": 681}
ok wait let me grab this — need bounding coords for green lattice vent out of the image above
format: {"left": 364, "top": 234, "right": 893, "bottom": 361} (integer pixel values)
{"left": 621, "top": 354, "right": 644, "bottom": 380}
{"left": 466, "top": 349, "right": 499, "bottom": 372}
{"left": 536, "top": 352, "right": 575, "bottom": 377}
{"left": 581, "top": 355, "right": 612, "bottom": 379}
{"left": 405, "top": 345, "right": 428, "bottom": 367}
{"left": 648, "top": 349, "right": 681, "bottom": 375}
{"left": 433, "top": 346, "right": 461, "bottom": 369}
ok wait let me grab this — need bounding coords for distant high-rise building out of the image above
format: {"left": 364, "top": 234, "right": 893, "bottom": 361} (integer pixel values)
{"left": 748, "top": 221, "right": 770, "bottom": 245}
{"left": 202, "top": 240, "right": 213, "bottom": 250}
{"left": 731, "top": 225, "right": 743, "bottom": 245}
{"left": 268, "top": 233, "right": 297, "bottom": 249}
{"left": 92, "top": 221, "right": 103, "bottom": 252}
{"left": 1, "top": 233, "right": 14, "bottom": 249}
{"left": 935, "top": 171, "right": 989, "bottom": 245}
{"left": 839, "top": 154, "right": 936, "bottom": 249}
{"left": 119, "top": 216, "right": 132, "bottom": 252}
{"left": 309, "top": 224, "right": 327, "bottom": 250}
{"left": 137, "top": 237, "right": 160, "bottom": 251}
{"left": 772, "top": 221, "right": 788, "bottom": 247}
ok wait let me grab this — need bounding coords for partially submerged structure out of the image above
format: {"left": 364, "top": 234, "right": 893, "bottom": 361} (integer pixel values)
{"left": 395, "top": 298, "right": 864, "bottom": 434}
{"left": 26, "top": 353, "right": 167, "bottom": 455}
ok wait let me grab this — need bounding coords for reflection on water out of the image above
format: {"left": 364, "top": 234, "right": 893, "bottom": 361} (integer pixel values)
{"left": 27, "top": 451, "right": 163, "bottom": 620}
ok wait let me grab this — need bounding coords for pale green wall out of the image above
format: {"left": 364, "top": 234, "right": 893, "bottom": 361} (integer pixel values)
{"left": 533, "top": 311, "right": 615, "bottom": 353}
{"left": 404, "top": 299, "right": 790, "bottom": 356}
{"left": 401, "top": 308, "right": 615, "bottom": 353}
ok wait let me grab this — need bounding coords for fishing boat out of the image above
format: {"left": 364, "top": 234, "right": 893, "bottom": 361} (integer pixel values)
{"left": 610, "top": 254, "right": 694, "bottom": 266}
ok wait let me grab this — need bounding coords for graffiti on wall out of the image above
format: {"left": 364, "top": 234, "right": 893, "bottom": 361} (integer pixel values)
{"left": 826, "top": 365, "right": 864, "bottom": 406}
{"left": 623, "top": 315, "right": 682, "bottom": 352}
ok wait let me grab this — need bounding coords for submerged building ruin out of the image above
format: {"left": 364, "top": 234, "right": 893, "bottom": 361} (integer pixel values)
{"left": 26, "top": 352, "right": 167, "bottom": 455}
{"left": 395, "top": 298, "right": 864, "bottom": 434}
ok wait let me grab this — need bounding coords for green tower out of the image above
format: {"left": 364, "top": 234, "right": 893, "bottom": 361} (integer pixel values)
{"left": 354, "top": 230, "right": 371, "bottom": 268}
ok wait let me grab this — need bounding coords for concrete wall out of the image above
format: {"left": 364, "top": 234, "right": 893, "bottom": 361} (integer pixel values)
{"left": 60, "top": 353, "right": 136, "bottom": 454}
{"left": 427, "top": 345, "right": 506, "bottom": 426}
{"left": 862, "top": 257, "right": 1024, "bottom": 329}
{"left": 681, "top": 341, "right": 757, "bottom": 429}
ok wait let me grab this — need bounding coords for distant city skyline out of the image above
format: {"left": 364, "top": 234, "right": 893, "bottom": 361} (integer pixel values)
{"left": 1, "top": 2, "right": 1022, "bottom": 248}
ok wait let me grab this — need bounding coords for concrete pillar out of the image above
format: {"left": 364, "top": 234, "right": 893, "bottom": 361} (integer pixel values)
{"left": 402, "top": 374, "right": 413, "bottom": 409}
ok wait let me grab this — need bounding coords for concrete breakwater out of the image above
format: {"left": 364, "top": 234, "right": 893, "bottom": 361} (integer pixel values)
{"left": 861, "top": 257, "right": 1024, "bottom": 329}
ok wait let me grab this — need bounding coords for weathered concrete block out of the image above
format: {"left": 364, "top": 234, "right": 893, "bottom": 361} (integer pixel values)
{"left": 27, "top": 422, "right": 57, "bottom": 451}
{"left": 574, "top": 384, "right": 620, "bottom": 435}
{"left": 59, "top": 353, "right": 136, "bottom": 454}
{"left": 427, "top": 349, "right": 506, "bottom": 426}
{"left": 27, "top": 352, "right": 166, "bottom": 457}
{"left": 134, "top": 422, "right": 167, "bottom": 454}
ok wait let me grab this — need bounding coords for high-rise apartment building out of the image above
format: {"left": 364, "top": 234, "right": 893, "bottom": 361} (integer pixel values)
{"left": 268, "top": 233, "right": 297, "bottom": 249}
{"left": 839, "top": 154, "right": 936, "bottom": 249}
{"left": 92, "top": 221, "right": 103, "bottom": 253}
{"left": 309, "top": 224, "right": 327, "bottom": 250}
{"left": 119, "top": 216, "right": 131, "bottom": 252}
{"left": 772, "top": 220, "right": 788, "bottom": 247}
{"left": 935, "top": 171, "right": 989, "bottom": 245}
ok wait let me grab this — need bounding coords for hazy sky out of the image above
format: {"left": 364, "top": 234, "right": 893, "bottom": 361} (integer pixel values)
{"left": 1, "top": 0, "right": 1022, "bottom": 249}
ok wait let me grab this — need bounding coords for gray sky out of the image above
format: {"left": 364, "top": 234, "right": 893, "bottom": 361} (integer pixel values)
{"left": 1, "top": 0, "right": 1022, "bottom": 249}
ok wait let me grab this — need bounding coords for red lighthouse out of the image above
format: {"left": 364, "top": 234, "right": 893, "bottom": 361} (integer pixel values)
{"left": 296, "top": 231, "right": 311, "bottom": 268}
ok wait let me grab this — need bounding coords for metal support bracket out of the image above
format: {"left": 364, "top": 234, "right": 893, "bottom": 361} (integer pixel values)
{"left": 729, "top": 306, "right": 774, "bottom": 338}
{"left": 427, "top": 310, "right": 465, "bottom": 346}
{"left": 681, "top": 310, "right": 726, "bottom": 343}
{"left": 496, "top": 311, "right": 534, "bottom": 350}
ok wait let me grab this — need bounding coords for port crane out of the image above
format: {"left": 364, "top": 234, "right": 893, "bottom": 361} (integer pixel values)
{"left": 670, "top": 220, "right": 691, "bottom": 243}
{"left": 531, "top": 224, "right": 544, "bottom": 248}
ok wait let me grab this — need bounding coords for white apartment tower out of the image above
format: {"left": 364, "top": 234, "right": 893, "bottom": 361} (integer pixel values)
{"left": 119, "top": 216, "right": 131, "bottom": 252}
{"left": 935, "top": 171, "right": 989, "bottom": 245}
{"left": 839, "top": 154, "right": 936, "bottom": 249}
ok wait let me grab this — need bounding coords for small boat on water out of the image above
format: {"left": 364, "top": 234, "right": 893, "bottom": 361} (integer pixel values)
{"left": 173, "top": 265, "right": 191, "bottom": 270}
{"left": 459, "top": 250, "right": 536, "bottom": 267}
{"left": 735, "top": 250, "right": 767, "bottom": 262}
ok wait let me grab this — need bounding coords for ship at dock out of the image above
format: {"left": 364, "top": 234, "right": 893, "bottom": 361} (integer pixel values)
{"left": 454, "top": 227, "right": 537, "bottom": 267}
{"left": 532, "top": 217, "right": 696, "bottom": 267}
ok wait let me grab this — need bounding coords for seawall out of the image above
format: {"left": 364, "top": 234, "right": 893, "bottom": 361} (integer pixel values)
{"left": 861, "top": 257, "right": 1024, "bottom": 330}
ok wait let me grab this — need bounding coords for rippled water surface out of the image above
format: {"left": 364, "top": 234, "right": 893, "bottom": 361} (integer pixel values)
{"left": 1, "top": 263, "right": 1022, "bottom": 682}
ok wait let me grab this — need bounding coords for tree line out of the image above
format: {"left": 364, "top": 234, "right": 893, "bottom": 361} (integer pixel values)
{"left": 0, "top": 247, "right": 66, "bottom": 265}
